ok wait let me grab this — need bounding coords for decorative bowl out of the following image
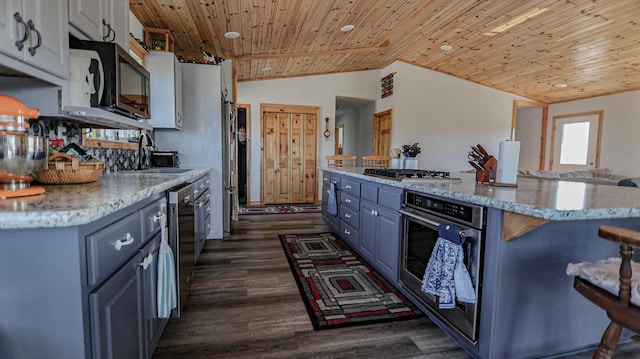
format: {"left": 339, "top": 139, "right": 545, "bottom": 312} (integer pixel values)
{"left": 0, "top": 134, "right": 49, "bottom": 189}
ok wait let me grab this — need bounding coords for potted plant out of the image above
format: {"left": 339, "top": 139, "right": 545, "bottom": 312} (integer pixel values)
{"left": 402, "top": 143, "right": 421, "bottom": 158}
{"left": 402, "top": 143, "right": 421, "bottom": 169}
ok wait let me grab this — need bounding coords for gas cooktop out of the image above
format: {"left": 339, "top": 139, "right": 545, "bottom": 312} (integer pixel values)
{"left": 364, "top": 168, "right": 451, "bottom": 179}
{"left": 363, "top": 168, "right": 462, "bottom": 184}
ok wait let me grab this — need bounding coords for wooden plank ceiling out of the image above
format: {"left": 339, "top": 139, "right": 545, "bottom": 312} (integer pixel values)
{"left": 130, "top": 0, "right": 640, "bottom": 104}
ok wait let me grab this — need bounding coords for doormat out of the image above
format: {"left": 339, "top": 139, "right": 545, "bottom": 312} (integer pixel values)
{"left": 279, "top": 233, "right": 423, "bottom": 330}
{"left": 239, "top": 204, "right": 321, "bottom": 215}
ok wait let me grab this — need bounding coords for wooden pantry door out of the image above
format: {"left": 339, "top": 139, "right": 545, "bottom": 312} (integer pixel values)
{"left": 261, "top": 104, "right": 318, "bottom": 204}
{"left": 373, "top": 109, "right": 392, "bottom": 156}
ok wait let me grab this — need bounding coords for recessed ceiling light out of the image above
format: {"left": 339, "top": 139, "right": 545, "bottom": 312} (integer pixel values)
{"left": 554, "top": 83, "right": 568, "bottom": 88}
{"left": 440, "top": 44, "right": 453, "bottom": 51}
{"left": 224, "top": 31, "right": 240, "bottom": 39}
{"left": 340, "top": 24, "right": 355, "bottom": 32}
{"left": 261, "top": 66, "right": 272, "bottom": 72}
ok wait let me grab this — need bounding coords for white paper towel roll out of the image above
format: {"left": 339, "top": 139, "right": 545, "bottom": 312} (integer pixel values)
{"left": 497, "top": 140, "right": 520, "bottom": 184}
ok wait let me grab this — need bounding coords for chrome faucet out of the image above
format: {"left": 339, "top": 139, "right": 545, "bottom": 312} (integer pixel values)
{"left": 138, "top": 132, "right": 154, "bottom": 170}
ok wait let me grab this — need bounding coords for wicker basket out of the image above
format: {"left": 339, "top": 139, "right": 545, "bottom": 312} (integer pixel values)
{"left": 36, "top": 153, "right": 105, "bottom": 184}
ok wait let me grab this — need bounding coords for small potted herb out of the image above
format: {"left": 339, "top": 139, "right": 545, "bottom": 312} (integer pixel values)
{"left": 402, "top": 143, "right": 421, "bottom": 158}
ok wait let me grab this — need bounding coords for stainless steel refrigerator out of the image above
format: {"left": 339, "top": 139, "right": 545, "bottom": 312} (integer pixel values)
{"left": 155, "top": 61, "right": 232, "bottom": 239}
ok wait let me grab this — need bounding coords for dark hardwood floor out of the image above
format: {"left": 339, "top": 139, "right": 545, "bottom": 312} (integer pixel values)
{"left": 152, "top": 212, "right": 640, "bottom": 359}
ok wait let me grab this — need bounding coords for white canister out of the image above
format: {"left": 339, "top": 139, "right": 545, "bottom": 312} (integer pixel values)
{"left": 391, "top": 158, "right": 402, "bottom": 169}
{"left": 405, "top": 158, "right": 418, "bottom": 169}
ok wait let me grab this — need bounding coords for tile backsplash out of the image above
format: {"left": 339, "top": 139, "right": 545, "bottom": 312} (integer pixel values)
{"left": 41, "top": 119, "right": 146, "bottom": 173}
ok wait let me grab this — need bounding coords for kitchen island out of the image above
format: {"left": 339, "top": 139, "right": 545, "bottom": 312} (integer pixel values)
{"left": 321, "top": 167, "right": 640, "bottom": 359}
{"left": 0, "top": 168, "right": 210, "bottom": 359}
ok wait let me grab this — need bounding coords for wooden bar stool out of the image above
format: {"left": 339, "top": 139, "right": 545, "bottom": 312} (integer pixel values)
{"left": 326, "top": 155, "right": 356, "bottom": 168}
{"left": 571, "top": 226, "right": 640, "bottom": 359}
{"left": 362, "top": 155, "right": 391, "bottom": 168}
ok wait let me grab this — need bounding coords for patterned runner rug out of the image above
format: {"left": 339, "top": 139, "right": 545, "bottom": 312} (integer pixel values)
{"left": 239, "top": 204, "right": 321, "bottom": 215}
{"left": 279, "top": 232, "right": 423, "bottom": 330}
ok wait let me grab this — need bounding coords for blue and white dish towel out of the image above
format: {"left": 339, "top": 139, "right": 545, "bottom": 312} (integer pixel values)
{"left": 157, "top": 213, "right": 177, "bottom": 318}
{"left": 422, "top": 224, "right": 476, "bottom": 309}
{"left": 327, "top": 182, "right": 338, "bottom": 216}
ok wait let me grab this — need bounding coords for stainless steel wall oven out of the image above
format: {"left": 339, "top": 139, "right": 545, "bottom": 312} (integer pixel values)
{"left": 399, "top": 190, "right": 485, "bottom": 348}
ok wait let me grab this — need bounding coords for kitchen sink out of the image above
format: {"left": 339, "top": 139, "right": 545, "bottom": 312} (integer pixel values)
{"left": 135, "top": 168, "right": 193, "bottom": 174}
{"left": 117, "top": 168, "right": 194, "bottom": 176}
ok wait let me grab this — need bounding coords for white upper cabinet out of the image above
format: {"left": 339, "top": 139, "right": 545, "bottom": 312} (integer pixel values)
{"left": 146, "top": 51, "right": 183, "bottom": 129}
{"left": 69, "top": 0, "right": 129, "bottom": 51}
{"left": 0, "top": 0, "right": 69, "bottom": 80}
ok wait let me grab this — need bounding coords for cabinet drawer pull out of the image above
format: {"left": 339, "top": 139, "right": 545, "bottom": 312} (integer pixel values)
{"left": 345, "top": 185, "right": 351, "bottom": 189}
{"left": 197, "top": 201, "right": 204, "bottom": 208}
{"left": 152, "top": 211, "right": 165, "bottom": 223}
{"left": 141, "top": 253, "right": 154, "bottom": 270}
{"left": 184, "top": 195, "right": 190, "bottom": 203}
{"left": 114, "top": 233, "right": 135, "bottom": 251}
{"left": 194, "top": 188, "right": 199, "bottom": 196}
{"left": 206, "top": 206, "right": 211, "bottom": 212}
{"left": 26, "top": 20, "right": 41, "bottom": 56}
{"left": 345, "top": 198, "right": 351, "bottom": 203}
{"left": 323, "top": 178, "right": 328, "bottom": 183}
{"left": 344, "top": 213, "right": 351, "bottom": 219}
{"left": 344, "top": 229, "right": 351, "bottom": 235}
{"left": 13, "top": 12, "right": 29, "bottom": 51}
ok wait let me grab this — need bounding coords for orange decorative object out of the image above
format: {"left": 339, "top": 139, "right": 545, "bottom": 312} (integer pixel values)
{"left": 0, "top": 186, "right": 45, "bottom": 199}
{"left": 0, "top": 94, "right": 39, "bottom": 119}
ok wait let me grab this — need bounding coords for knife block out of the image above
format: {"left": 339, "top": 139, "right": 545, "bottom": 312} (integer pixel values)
{"left": 475, "top": 156, "right": 498, "bottom": 184}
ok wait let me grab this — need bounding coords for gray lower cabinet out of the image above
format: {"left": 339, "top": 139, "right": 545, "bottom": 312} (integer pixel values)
{"left": 359, "top": 201, "right": 378, "bottom": 262}
{"left": 359, "top": 198, "right": 402, "bottom": 276}
{"left": 321, "top": 171, "right": 403, "bottom": 284}
{"left": 373, "top": 205, "right": 402, "bottom": 281}
{"left": 0, "top": 193, "right": 168, "bottom": 359}
{"left": 89, "top": 205, "right": 167, "bottom": 359}
{"left": 90, "top": 249, "right": 144, "bottom": 359}
{"left": 359, "top": 182, "right": 403, "bottom": 283}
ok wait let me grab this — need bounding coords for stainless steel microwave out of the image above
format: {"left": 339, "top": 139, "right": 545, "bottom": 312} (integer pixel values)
{"left": 69, "top": 38, "right": 150, "bottom": 119}
{"left": 151, "top": 151, "right": 180, "bottom": 168}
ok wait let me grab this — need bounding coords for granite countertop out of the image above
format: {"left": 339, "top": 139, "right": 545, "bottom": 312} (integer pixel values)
{"left": 0, "top": 168, "right": 211, "bottom": 230}
{"left": 321, "top": 167, "right": 640, "bottom": 221}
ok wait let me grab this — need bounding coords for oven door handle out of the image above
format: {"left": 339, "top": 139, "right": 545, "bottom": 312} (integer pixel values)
{"left": 399, "top": 208, "right": 441, "bottom": 228}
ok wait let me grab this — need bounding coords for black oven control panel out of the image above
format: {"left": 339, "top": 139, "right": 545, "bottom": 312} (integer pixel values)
{"left": 404, "top": 191, "right": 483, "bottom": 229}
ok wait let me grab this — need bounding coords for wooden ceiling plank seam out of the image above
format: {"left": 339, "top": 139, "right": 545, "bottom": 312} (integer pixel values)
{"left": 273, "top": 0, "right": 305, "bottom": 54}
{"left": 297, "top": 0, "right": 334, "bottom": 53}
{"left": 182, "top": 1, "right": 224, "bottom": 59}
{"left": 130, "top": 3, "right": 165, "bottom": 30}
{"left": 225, "top": 0, "right": 245, "bottom": 56}
{"left": 257, "top": 0, "right": 277, "bottom": 55}
{"left": 131, "top": 1, "right": 173, "bottom": 36}
{"left": 239, "top": 0, "right": 259, "bottom": 57}
{"left": 287, "top": 0, "right": 324, "bottom": 51}
{"left": 170, "top": 0, "right": 204, "bottom": 57}
{"left": 266, "top": 0, "right": 289, "bottom": 53}
{"left": 371, "top": 0, "right": 440, "bottom": 48}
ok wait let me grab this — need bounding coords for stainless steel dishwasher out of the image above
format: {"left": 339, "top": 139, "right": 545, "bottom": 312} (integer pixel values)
{"left": 168, "top": 182, "right": 196, "bottom": 317}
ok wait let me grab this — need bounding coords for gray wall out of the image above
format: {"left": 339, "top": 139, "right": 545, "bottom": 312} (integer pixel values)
{"left": 335, "top": 101, "right": 376, "bottom": 166}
